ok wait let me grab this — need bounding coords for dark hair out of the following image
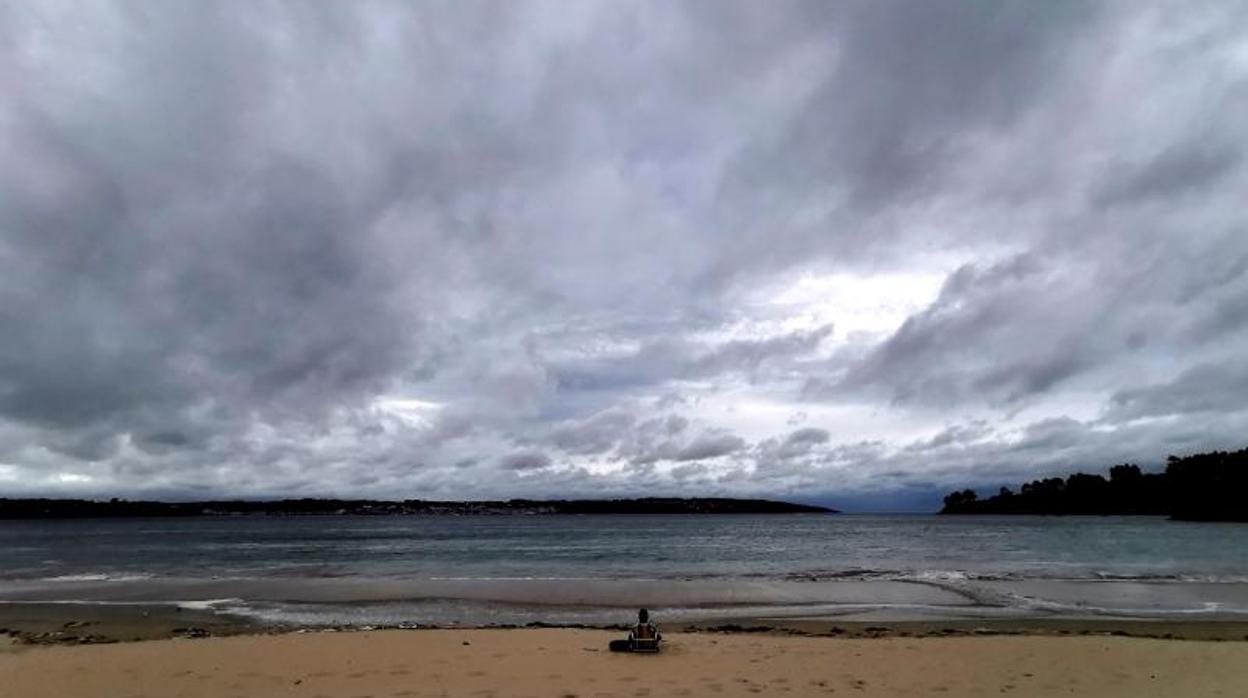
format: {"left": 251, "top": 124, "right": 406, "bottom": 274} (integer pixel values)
{"left": 638, "top": 608, "right": 649, "bottom": 623}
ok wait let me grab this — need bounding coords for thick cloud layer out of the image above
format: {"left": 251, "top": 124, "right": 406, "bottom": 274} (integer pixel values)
{"left": 2, "top": 1, "right": 1245, "bottom": 508}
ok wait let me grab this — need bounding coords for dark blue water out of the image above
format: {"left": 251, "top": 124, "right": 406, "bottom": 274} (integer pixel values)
{"left": 3, "top": 515, "right": 1247, "bottom": 625}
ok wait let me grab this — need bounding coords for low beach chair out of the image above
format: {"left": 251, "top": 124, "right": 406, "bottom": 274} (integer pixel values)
{"left": 628, "top": 622, "right": 661, "bottom": 653}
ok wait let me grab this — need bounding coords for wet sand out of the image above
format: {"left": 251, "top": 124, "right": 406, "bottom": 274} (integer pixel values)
{"left": 6, "top": 602, "right": 1248, "bottom": 645}
{"left": 4, "top": 627, "right": 1248, "bottom": 698}
{"left": 12, "top": 601, "right": 1248, "bottom": 644}
{"left": 0, "top": 603, "right": 263, "bottom": 645}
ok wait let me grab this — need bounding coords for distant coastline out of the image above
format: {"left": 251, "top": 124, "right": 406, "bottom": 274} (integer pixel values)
{"left": 0, "top": 496, "right": 836, "bottom": 519}
{"left": 940, "top": 447, "right": 1248, "bottom": 521}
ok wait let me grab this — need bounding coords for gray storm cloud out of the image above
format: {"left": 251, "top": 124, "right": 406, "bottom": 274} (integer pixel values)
{"left": 1, "top": 1, "right": 1246, "bottom": 508}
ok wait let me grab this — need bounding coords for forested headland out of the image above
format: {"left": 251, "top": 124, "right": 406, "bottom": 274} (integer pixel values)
{"left": 941, "top": 447, "right": 1248, "bottom": 521}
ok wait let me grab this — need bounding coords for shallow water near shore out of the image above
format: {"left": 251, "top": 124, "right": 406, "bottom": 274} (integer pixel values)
{"left": 3, "top": 514, "right": 1248, "bottom": 626}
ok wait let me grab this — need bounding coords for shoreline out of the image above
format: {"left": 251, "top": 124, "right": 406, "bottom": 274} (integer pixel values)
{"left": 9, "top": 573, "right": 1248, "bottom": 626}
{"left": 4, "top": 602, "right": 1248, "bottom": 647}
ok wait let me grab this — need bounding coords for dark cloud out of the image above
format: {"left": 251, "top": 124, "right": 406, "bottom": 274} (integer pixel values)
{"left": 1108, "top": 360, "right": 1248, "bottom": 421}
{"left": 1, "top": 1, "right": 1245, "bottom": 505}
{"left": 550, "top": 324, "right": 833, "bottom": 394}
{"left": 1095, "top": 143, "right": 1241, "bottom": 208}
{"left": 612, "top": 418, "right": 743, "bottom": 467}
{"left": 903, "top": 422, "right": 992, "bottom": 452}
{"left": 817, "top": 254, "right": 1099, "bottom": 405}
{"left": 785, "top": 427, "right": 830, "bottom": 446}
{"left": 672, "top": 433, "right": 747, "bottom": 462}
{"left": 499, "top": 451, "right": 553, "bottom": 471}
{"left": 550, "top": 409, "right": 636, "bottom": 455}
{"left": 704, "top": 0, "right": 1101, "bottom": 284}
{"left": 774, "top": 1, "right": 1095, "bottom": 206}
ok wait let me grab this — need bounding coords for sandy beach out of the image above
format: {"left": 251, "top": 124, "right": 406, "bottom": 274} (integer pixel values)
{"left": 3, "top": 627, "right": 1247, "bottom": 698}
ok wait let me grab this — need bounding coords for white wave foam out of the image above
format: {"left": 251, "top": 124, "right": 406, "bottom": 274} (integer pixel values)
{"left": 44, "top": 573, "right": 153, "bottom": 583}
{"left": 1012, "top": 595, "right": 1248, "bottom": 618}
{"left": 176, "top": 598, "right": 246, "bottom": 611}
{"left": 426, "top": 576, "right": 610, "bottom": 582}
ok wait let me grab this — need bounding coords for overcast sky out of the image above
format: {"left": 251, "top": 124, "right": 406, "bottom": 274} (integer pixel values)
{"left": 2, "top": 1, "right": 1246, "bottom": 510}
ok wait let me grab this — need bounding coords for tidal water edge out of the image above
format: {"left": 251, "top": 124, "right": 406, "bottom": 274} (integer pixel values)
{"left": 3, "top": 514, "right": 1247, "bottom": 627}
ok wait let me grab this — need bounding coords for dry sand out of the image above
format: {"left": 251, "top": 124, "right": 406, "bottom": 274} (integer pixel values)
{"left": 3, "top": 628, "right": 1247, "bottom": 698}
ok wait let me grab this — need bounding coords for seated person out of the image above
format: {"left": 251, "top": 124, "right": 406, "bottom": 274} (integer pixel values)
{"left": 611, "top": 608, "right": 661, "bottom": 652}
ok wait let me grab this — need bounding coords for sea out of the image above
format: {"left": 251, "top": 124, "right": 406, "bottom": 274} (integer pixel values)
{"left": 2, "top": 514, "right": 1247, "bottom": 627}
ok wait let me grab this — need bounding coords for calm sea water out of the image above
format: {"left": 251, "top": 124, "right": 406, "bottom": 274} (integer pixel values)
{"left": 2, "top": 514, "right": 1247, "bottom": 625}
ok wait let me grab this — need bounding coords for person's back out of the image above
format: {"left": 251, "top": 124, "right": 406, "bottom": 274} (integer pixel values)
{"left": 628, "top": 608, "right": 660, "bottom": 650}
{"left": 632, "top": 620, "right": 657, "bottom": 640}
{"left": 610, "top": 608, "right": 662, "bottom": 652}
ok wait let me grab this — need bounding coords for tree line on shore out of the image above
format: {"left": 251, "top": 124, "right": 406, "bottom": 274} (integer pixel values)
{"left": 0, "top": 496, "right": 835, "bottom": 519}
{"left": 941, "top": 447, "right": 1248, "bottom": 521}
